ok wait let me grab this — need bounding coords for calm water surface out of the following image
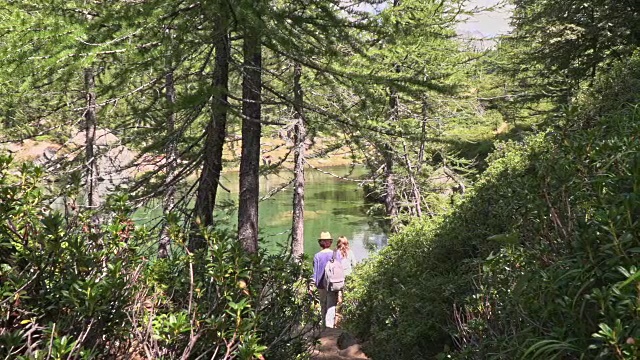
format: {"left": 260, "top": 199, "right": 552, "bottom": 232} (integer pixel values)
{"left": 215, "top": 165, "right": 387, "bottom": 260}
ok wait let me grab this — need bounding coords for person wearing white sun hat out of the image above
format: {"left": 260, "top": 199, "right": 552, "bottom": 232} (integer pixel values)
{"left": 312, "top": 231, "right": 342, "bottom": 328}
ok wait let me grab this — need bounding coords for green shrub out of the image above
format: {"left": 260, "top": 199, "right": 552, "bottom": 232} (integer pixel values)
{"left": 344, "top": 97, "right": 640, "bottom": 359}
{"left": 0, "top": 156, "right": 142, "bottom": 359}
{"left": 343, "top": 135, "right": 538, "bottom": 359}
{"left": 136, "top": 228, "right": 317, "bottom": 359}
{"left": 455, "top": 110, "right": 640, "bottom": 359}
{"left": 0, "top": 155, "right": 316, "bottom": 359}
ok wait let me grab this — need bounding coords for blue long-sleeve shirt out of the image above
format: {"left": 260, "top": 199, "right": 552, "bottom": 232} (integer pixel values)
{"left": 313, "top": 249, "right": 341, "bottom": 289}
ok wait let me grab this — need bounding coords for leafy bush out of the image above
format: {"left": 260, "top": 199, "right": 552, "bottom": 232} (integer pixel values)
{"left": 454, "top": 110, "right": 640, "bottom": 359}
{"left": 344, "top": 65, "right": 640, "bottom": 359}
{"left": 134, "top": 227, "right": 317, "bottom": 359}
{"left": 0, "top": 155, "right": 316, "bottom": 359}
{"left": 0, "top": 156, "right": 142, "bottom": 359}
{"left": 343, "top": 136, "right": 537, "bottom": 359}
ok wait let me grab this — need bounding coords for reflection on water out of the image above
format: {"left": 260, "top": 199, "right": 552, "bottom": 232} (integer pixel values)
{"left": 216, "top": 165, "right": 387, "bottom": 260}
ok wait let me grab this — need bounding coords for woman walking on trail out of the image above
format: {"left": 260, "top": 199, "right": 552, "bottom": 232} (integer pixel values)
{"left": 335, "top": 236, "right": 357, "bottom": 324}
{"left": 312, "top": 231, "right": 341, "bottom": 328}
{"left": 336, "top": 236, "right": 357, "bottom": 276}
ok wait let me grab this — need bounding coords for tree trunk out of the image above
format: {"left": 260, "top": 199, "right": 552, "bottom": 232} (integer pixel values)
{"left": 238, "top": 31, "right": 262, "bottom": 254}
{"left": 383, "top": 147, "right": 398, "bottom": 223}
{"left": 383, "top": 0, "right": 401, "bottom": 230}
{"left": 384, "top": 64, "right": 400, "bottom": 231}
{"left": 190, "top": 24, "right": 230, "bottom": 251}
{"left": 159, "top": 29, "right": 177, "bottom": 258}
{"left": 402, "top": 142, "right": 423, "bottom": 217}
{"left": 291, "top": 62, "right": 305, "bottom": 259}
{"left": 84, "top": 67, "right": 100, "bottom": 213}
{"left": 417, "top": 98, "right": 428, "bottom": 172}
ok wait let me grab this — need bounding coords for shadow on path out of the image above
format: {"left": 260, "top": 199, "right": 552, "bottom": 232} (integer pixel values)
{"left": 310, "top": 328, "right": 369, "bottom": 360}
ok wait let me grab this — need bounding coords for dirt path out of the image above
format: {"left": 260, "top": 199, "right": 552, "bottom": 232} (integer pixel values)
{"left": 310, "top": 328, "right": 369, "bottom": 360}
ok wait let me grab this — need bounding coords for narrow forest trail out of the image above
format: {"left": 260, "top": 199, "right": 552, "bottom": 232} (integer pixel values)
{"left": 310, "top": 328, "right": 369, "bottom": 360}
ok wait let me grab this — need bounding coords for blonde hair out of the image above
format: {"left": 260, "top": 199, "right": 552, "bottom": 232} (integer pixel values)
{"left": 337, "top": 236, "right": 350, "bottom": 258}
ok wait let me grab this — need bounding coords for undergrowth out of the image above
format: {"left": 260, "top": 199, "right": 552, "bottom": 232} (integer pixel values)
{"left": 0, "top": 156, "right": 316, "bottom": 359}
{"left": 343, "top": 60, "right": 640, "bottom": 359}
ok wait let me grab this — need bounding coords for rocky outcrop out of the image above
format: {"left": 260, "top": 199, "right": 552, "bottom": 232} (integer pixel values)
{"left": 2, "top": 129, "right": 140, "bottom": 204}
{"left": 63, "top": 129, "right": 136, "bottom": 201}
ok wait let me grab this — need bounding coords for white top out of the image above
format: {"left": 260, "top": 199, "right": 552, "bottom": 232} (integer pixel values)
{"left": 340, "top": 249, "right": 357, "bottom": 276}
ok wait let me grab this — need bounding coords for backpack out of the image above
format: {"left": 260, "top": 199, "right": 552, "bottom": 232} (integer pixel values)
{"left": 324, "top": 251, "right": 345, "bottom": 292}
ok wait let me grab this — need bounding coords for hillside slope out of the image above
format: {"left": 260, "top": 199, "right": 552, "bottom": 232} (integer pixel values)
{"left": 343, "top": 64, "right": 640, "bottom": 359}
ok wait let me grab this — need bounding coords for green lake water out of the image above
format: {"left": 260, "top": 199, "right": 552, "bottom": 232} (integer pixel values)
{"left": 133, "top": 165, "right": 387, "bottom": 260}
{"left": 214, "top": 165, "right": 387, "bottom": 260}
